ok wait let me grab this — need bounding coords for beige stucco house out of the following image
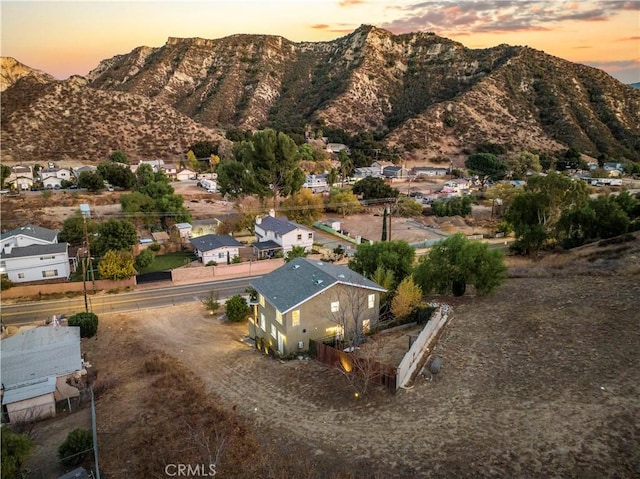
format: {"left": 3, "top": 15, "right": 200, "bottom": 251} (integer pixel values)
{"left": 249, "top": 258, "right": 386, "bottom": 357}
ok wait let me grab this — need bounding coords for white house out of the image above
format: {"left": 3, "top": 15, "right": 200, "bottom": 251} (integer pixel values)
{"left": 6, "top": 165, "right": 34, "bottom": 190}
{"left": 174, "top": 222, "right": 193, "bottom": 241}
{"left": 190, "top": 234, "right": 244, "bottom": 264}
{"left": 443, "top": 179, "right": 471, "bottom": 192}
{"left": 130, "top": 159, "right": 164, "bottom": 173}
{"left": 39, "top": 167, "right": 73, "bottom": 182}
{"left": 0, "top": 224, "right": 70, "bottom": 283}
{"left": 176, "top": 168, "right": 197, "bottom": 181}
{"left": 42, "top": 176, "right": 64, "bottom": 189}
{"left": 253, "top": 211, "right": 314, "bottom": 258}
{"left": 1, "top": 326, "right": 84, "bottom": 423}
{"left": 302, "top": 174, "right": 329, "bottom": 193}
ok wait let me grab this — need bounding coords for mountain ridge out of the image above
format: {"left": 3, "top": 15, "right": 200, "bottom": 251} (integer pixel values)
{"left": 2, "top": 25, "right": 639, "bottom": 163}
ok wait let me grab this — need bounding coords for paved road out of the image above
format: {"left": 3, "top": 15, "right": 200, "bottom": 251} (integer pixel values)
{"left": 1, "top": 277, "right": 258, "bottom": 326}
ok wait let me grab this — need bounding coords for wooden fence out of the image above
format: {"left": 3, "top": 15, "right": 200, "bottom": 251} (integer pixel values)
{"left": 310, "top": 339, "right": 397, "bottom": 393}
{"left": 396, "top": 304, "right": 452, "bottom": 389}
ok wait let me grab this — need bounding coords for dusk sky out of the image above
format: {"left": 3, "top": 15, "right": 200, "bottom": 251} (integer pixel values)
{"left": 2, "top": 1, "right": 639, "bottom": 84}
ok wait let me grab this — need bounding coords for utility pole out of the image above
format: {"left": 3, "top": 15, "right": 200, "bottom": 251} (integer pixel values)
{"left": 80, "top": 204, "right": 93, "bottom": 311}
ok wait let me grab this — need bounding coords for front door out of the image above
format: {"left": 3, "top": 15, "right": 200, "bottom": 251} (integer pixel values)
{"left": 277, "top": 331, "right": 284, "bottom": 355}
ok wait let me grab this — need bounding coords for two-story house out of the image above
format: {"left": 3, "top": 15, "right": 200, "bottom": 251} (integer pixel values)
{"left": 253, "top": 211, "right": 314, "bottom": 259}
{"left": 6, "top": 165, "right": 34, "bottom": 190}
{"left": 249, "top": 258, "right": 386, "bottom": 356}
{"left": 0, "top": 224, "right": 70, "bottom": 283}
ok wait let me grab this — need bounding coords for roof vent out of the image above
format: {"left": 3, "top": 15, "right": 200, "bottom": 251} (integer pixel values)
{"left": 315, "top": 279, "right": 324, "bottom": 285}
{"left": 293, "top": 264, "right": 300, "bottom": 269}
{"left": 317, "top": 262, "right": 323, "bottom": 265}
{"left": 338, "top": 274, "right": 345, "bottom": 278}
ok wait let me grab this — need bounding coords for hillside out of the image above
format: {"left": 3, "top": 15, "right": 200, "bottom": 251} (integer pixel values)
{"left": 2, "top": 25, "right": 639, "bottom": 162}
{"left": 0, "top": 76, "right": 226, "bottom": 162}
{"left": 0, "top": 57, "right": 54, "bottom": 92}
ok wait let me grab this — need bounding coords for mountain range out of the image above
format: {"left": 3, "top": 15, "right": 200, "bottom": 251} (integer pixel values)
{"left": 2, "top": 25, "right": 639, "bottom": 163}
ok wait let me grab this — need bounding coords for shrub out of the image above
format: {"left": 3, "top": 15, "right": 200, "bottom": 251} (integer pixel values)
{"left": 225, "top": 294, "right": 249, "bottom": 322}
{"left": 58, "top": 428, "right": 93, "bottom": 466}
{"left": 68, "top": 312, "right": 99, "bottom": 338}
{"left": 202, "top": 291, "right": 220, "bottom": 313}
{"left": 135, "top": 248, "right": 155, "bottom": 269}
{"left": 149, "top": 242, "right": 161, "bottom": 252}
{"left": 206, "top": 260, "right": 217, "bottom": 267}
{"left": 1, "top": 276, "right": 14, "bottom": 290}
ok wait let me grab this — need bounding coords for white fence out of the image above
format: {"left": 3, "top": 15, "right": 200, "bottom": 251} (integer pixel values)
{"left": 396, "top": 304, "right": 451, "bottom": 389}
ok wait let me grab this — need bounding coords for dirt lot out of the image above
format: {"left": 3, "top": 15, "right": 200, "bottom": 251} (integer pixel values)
{"left": 71, "top": 239, "right": 640, "bottom": 478}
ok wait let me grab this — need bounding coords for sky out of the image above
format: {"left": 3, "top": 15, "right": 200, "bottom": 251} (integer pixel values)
{"left": 1, "top": 0, "right": 639, "bottom": 84}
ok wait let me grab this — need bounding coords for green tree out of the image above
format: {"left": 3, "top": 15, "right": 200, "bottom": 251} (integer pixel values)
{"left": 120, "top": 191, "right": 158, "bottom": 226}
{"left": 59, "top": 212, "right": 97, "bottom": 246}
{"left": 465, "top": 153, "right": 507, "bottom": 183}
{"left": 505, "top": 172, "right": 589, "bottom": 255}
{"left": 284, "top": 245, "right": 308, "bottom": 263}
{"left": 97, "top": 161, "right": 136, "bottom": 189}
{"left": 1, "top": 428, "right": 34, "bottom": 478}
{"left": 189, "top": 140, "right": 219, "bottom": 158}
{"left": 109, "top": 150, "right": 129, "bottom": 164}
{"left": 95, "top": 219, "right": 137, "bottom": 255}
{"left": 506, "top": 151, "right": 542, "bottom": 179}
{"left": 390, "top": 276, "right": 424, "bottom": 319}
{"left": 349, "top": 240, "right": 415, "bottom": 288}
{"left": 201, "top": 291, "right": 220, "bottom": 313}
{"left": 77, "top": 170, "right": 104, "bottom": 192}
{"left": 394, "top": 197, "right": 423, "bottom": 217}
{"left": 280, "top": 189, "right": 324, "bottom": 225}
{"left": 338, "top": 150, "right": 354, "bottom": 186}
{"left": 135, "top": 163, "right": 155, "bottom": 188}
{"left": 225, "top": 294, "right": 249, "bottom": 322}
{"left": 352, "top": 177, "right": 399, "bottom": 200}
{"left": 58, "top": 428, "right": 93, "bottom": 467}
{"left": 381, "top": 207, "right": 388, "bottom": 241}
{"left": 68, "top": 312, "right": 99, "bottom": 338}
{"left": 431, "top": 196, "right": 472, "bottom": 217}
{"left": 135, "top": 248, "right": 155, "bottom": 269}
{"left": 186, "top": 150, "right": 199, "bottom": 171}
{"left": 0, "top": 163, "right": 11, "bottom": 188}
{"left": 327, "top": 188, "right": 362, "bottom": 216}
{"left": 98, "top": 249, "right": 137, "bottom": 280}
{"left": 414, "top": 234, "right": 507, "bottom": 296}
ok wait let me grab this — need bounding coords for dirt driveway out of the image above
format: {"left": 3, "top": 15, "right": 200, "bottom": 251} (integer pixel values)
{"left": 84, "top": 261, "right": 640, "bottom": 478}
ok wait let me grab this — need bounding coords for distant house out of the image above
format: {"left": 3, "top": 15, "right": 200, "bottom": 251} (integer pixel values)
{"left": 42, "top": 176, "right": 64, "bottom": 189}
{"left": 253, "top": 211, "right": 314, "bottom": 259}
{"left": 174, "top": 222, "right": 193, "bottom": 241}
{"left": 603, "top": 162, "right": 624, "bottom": 177}
{"left": 354, "top": 167, "right": 383, "bottom": 180}
{"left": 382, "top": 165, "right": 409, "bottom": 179}
{"left": 6, "top": 165, "right": 34, "bottom": 190}
{"left": 151, "top": 231, "right": 170, "bottom": 244}
{"left": 248, "top": 258, "right": 386, "bottom": 356}
{"left": 0, "top": 224, "right": 70, "bottom": 283}
{"left": 39, "top": 167, "right": 72, "bottom": 182}
{"left": 302, "top": 174, "right": 330, "bottom": 193}
{"left": 131, "top": 160, "right": 164, "bottom": 173}
{"left": 326, "top": 143, "right": 350, "bottom": 154}
{"left": 176, "top": 168, "right": 197, "bottom": 181}
{"left": 443, "top": 179, "right": 471, "bottom": 192}
{"left": 73, "top": 165, "right": 97, "bottom": 178}
{"left": 160, "top": 163, "right": 179, "bottom": 179}
{"left": 1, "top": 326, "right": 84, "bottom": 423}
{"left": 412, "top": 166, "right": 450, "bottom": 177}
{"left": 190, "top": 234, "right": 243, "bottom": 264}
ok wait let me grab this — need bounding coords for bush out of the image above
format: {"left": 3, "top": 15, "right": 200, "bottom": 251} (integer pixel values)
{"left": 202, "top": 291, "right": 220, "bottom": 313}
{"left": 58, "top": 428, "right": 93, "bottom": 466}
{"left": 149, "top": 242, "right": 161, "bottom": 252}
{"left": 68, "top": 312, "right": 99, "bottom": 338}
{"left": 2, "top": 429, "right": 34, "bottom": 478}
{"left": 135, "top": 248, "right": 155, "bottom": 269}
{"left": 225, "top": 294, "right": 249, "bottom": 322}
{"left": 1, "top": 276, "right": 14, "bottom": 290}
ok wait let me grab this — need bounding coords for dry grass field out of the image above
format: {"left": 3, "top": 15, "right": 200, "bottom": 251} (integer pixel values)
{"left": 71, "top": 235, "right": 640, "bottom": 478}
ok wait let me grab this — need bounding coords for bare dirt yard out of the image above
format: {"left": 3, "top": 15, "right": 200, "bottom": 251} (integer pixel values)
{"left": 74, "top": 238, "right": 640, "bottom": 478}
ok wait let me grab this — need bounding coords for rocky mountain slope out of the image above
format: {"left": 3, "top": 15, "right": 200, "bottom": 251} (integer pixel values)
{"left": 0, "top": 57, "right": 54, "bottom": 92}
{"left": 2, "top": 25, "right": 639, "bottom": 162}
{"left": 1, "top": 76, "right": 225, "bottom": 162}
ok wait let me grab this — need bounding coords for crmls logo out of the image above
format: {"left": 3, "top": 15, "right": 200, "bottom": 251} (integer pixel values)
{"left": 165, "top": 464, "right": 217, "bottom": 477}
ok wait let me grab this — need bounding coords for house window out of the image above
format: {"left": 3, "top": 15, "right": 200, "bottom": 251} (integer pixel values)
{"left": 308, "top": 233, "right": 313, "bottom": 239}
{"left": 276, "top": 310, "right": 282, "bottom": 324}
{"left": 368, "top": 294, "right": 375, "bottom": 309}
{"left": 42, "top": 270, "right": 58, "bottom": 278}
{"left": 260, "top": 313, "right": 265, "bottom": 330}
{"left": 292, "top": 310, "right": 300, "bottom": 327}
{"left": 297, "top": 234, "right": 302, "bottom": 240}
{"left": 331, "top": 301, "right": 339, "bottom": 313}
{"left": 259, "top": 294, "right": 265, "bottom": 307}
{"left": 271, "top": 324, "right": 277, "bottom": 338}
{"left": 18, "top": 273, "right": 25, "bottom": 279}
{"left": 363, "top": 319, "right": 371, "bottom": 334}
{"left": 218, "top": 252, "right": 225, "bottom": 259}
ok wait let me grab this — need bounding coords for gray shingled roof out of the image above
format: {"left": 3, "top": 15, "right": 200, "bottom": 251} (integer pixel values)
{"left": 253, "top": 240, "right": 281, "bottom": 251}
{"left": 1, "top": 327, "right": 83, "bottom": 390}
{"left": 0, "top": 242, "right": 68, "bottom": 259}
{"left": 258, "top": 216, "right": 310, "bottom": 235}
{"left": 1, "top": 224, "right": 58, "bottom": 242}
{"left": 250, "top": 257, "right": 385, "bottom": 314}
{"left": 190, "top": 234, "right": 243, "bottom": 252}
